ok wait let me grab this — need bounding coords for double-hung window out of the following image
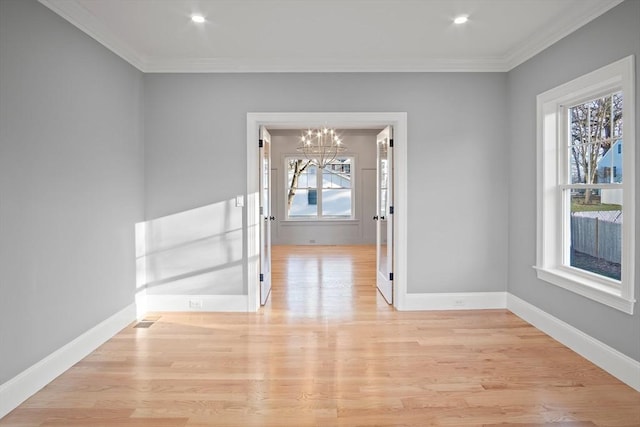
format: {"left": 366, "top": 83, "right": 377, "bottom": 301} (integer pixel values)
{"left": 535, "top": 56, "right": 635, "bottom": 314}
{"left": 285, "top": 157, "right": 354, "bottom": 219}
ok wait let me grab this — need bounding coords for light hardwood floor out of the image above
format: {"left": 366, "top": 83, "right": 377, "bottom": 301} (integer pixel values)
{"left": 2, "top": 245, "right": 639, "bottom": 426}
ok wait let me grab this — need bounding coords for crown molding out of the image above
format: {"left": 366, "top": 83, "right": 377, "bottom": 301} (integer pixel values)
{"left": 39, "top": 0, "right": 624, "bottom": 74}
{"left": 143, "top": 57, "right": 508, "bottom": 73}
{"left": 504, "top": 0, "right": 624, "bottom": 70}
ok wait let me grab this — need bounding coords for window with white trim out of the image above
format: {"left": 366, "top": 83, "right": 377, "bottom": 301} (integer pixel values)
{"left": 536, "top": 56, "right": 636, "bottom": 314}
{"left": 285, "top": 157, "right": 353, "bottom": 219}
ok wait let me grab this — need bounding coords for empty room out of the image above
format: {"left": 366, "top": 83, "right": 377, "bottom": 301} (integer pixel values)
{"left": 1, "top": 0, "right": 639, "bottom": 425}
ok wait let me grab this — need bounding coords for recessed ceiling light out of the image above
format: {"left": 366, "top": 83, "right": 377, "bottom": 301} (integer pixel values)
{"left": 454, "top": 15, "right": 469, "bottom": 24}
{"left": 191, "top": 14, "right": 206, "bottom": 23}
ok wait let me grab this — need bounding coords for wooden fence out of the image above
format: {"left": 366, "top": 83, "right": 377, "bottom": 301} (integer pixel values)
{"left": 571, "top": 216, "right": 621, "bottom": 263}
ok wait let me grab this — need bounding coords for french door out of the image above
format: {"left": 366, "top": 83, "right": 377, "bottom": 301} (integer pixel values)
{"left": 259, "top": 126, "right": 273, "bottom": 305}
{"left": 376, "top": 126, "right": 393, "bottom": 303}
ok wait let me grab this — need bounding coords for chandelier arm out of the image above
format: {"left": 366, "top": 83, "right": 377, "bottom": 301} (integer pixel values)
{"left": 297, "top": 127, "right": 346, "bottom": 169}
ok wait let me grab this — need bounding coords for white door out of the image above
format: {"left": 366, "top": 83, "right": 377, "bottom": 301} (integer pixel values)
{"left": 362, "top": 168, "right": 377, "bottom": 244}
{"left": 376, "top": 126, "right": 393, "bottom": 303}
{"left": 259, "top": 126, "right": 273, "bottom": 305}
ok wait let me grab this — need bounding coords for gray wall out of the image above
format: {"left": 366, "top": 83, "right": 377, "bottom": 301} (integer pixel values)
{"left": 10, "top": 0, "right": 634, "bottom": 390}
{"left": 144, "top": 72, "right": 509, "bottom": 296}
{"left": 507, "top": 0, "right": 640, "bottom": 361}
{"left": 270, "top": 129, "right": 378, "bottom": 245}
{"left": 0, "top": 0, "right": 144, "bottom": 383}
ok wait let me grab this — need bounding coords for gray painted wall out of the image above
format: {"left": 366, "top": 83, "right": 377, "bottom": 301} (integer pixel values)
{"left": 0, "top": 0, "right": 144, "bottom": 383}
{"left": 270, "top": 129, "right": 378, "bottom": 245}
{"left": 507, "top": 0, "right": 640, "bottom": 361}
{"left": 9, "top": 0, "right": 635, "bottom": 391}
{"left": 143, "top": 72, "right": 509, "bottom": 296}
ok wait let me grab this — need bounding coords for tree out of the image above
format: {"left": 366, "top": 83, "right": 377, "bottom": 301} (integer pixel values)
{"left": 569, "top": 92, "right": 623, "bottom": 204}
{"left": 287, "top": 159, "right": 312, "bottom": 213}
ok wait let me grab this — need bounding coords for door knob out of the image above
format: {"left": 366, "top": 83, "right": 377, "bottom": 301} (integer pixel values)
{"left": 373, "top": 215, "right": 379, "bottom": 220}
{"left": 270, "top": 216, "right": 275, "bottom": 221}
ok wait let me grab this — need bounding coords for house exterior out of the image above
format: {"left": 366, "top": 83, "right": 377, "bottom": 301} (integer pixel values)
{"left": 598, "top": 139, "right": 623, "bottom": 204}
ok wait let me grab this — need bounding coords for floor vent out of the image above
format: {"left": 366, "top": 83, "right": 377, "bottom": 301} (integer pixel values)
{"left": 133, "top": 321, "right": 154, "bottom": 328}
{"left": 133, "top": 316, "right": 160, "bottom": 328}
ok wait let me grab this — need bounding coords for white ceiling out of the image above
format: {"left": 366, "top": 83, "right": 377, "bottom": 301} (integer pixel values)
{"left": 40, "top": 0, "right": 623, "bottom": 73}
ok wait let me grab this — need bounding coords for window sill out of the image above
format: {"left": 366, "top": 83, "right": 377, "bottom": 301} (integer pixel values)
{"left": 281, "top": 219, "right": 359, "bottom": 226}
{"left": 533, "top": 266, "right": 635, "bottom": 314}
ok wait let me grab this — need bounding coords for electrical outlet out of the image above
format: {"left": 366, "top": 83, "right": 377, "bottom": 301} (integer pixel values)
{"left": 309, "top": 239, "right": 316, "bottom": 244}
{"left": 189, "top": 299, "right": 203, "bottom": 309}
{"left": 453, "top": 299, "right": 465, "bottom": 307}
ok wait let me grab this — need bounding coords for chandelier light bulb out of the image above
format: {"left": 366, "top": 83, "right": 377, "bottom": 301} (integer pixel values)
{"left": 297, "top": 127, "right": 347, "bottom": 168}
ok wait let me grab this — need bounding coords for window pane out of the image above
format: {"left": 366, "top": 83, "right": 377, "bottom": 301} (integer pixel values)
{"left": 322, "top": 160, "right": 352, "bottom": 189}
{"left": 569, "top": 143, "right": 589, "bottom": 184}
{"left": 322, "top": 189, "right": 352, "bottom": 216}
{"left": 568, "top": 92, "right": 623, "bottom": 185}
{"left": 568, "top": 188, "right": 622, "bottom": 280}
{"left": 287, "top": 159, "right": 317, "bottom": 218}
{"left": 288, "top": 189, "right": 317, "bottom": 217}
{"left": 321, "top": 158, "right": 352, "bottom": 216}
{"left": 287, "top": 160, "right": 316, "bottom": 189}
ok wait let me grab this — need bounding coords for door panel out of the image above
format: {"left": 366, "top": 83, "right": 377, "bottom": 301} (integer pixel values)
{"left": 376, "top": 126, "right": 393, "bottom": 304}
{"left": 259, "top": 126, "right": 272, "bottom": 305}
{"left": 362, "top": 168, "right": 377, "bottom": 244}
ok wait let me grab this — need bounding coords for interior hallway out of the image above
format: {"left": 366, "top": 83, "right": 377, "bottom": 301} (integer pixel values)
{"left": 1, "top": 245, "right": 638, "bottom": 426}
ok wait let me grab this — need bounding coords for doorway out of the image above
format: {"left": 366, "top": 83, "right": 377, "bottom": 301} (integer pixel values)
{"left": 246, "top": 112, "right": 407, "bottom": 311}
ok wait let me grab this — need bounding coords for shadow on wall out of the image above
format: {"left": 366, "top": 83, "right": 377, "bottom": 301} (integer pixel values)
{"left": 135, "top": 199, "right": 244, "bottom": 301}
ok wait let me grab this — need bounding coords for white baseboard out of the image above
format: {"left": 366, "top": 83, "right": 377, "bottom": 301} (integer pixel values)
{"left": 0, "top": 303, "right": 136, "bottom": 419}
{"left": 146, "top": 294, "right": 249, "bottom": 312}
{"left": 400, "top": 291, "right": 507, "bottom": 311}
{"left": 507, "top": 293, "right": 640, "bottom": 392}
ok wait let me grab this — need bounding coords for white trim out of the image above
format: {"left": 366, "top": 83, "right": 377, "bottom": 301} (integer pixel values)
{"left": 503, "top": 0, "right": 624, "bottom": 70}
{"left": 145, "top": 295, "right": 249, "bottom": 312}
{"left": 280, "top": 219, "right": 360, "bottom": 225}
{"left": 39, "top": 0, "right": 622, "bottom": 73}
{"left": 135, "top": 221, "right": 149, "bottom": 320}
{"left": 534, "top": 267, "right": 634, "bottom": 314}
{"left": 0, "top": 304, "right": 136, "bottom": 419}
{"left": 535, "top": 55, "right": 635, "bottom": 314}
{"left": 507, "top": 294, "right": 640, "bottom": 392}
{"left": 400, "top": 292, "right": 507, "bottom": 311}
{"left": 246, "top": 112, "right": 408, "bottom": 312}
{"left": 143, "top": 57, "right": 508, "bottom": 73}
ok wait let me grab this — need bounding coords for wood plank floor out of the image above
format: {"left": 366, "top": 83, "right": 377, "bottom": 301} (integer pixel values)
{"left": 2, "top": 245, "right": 639, "bottom": 426}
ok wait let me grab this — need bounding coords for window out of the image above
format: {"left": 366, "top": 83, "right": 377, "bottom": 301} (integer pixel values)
{"left": 536, "top": 56, "right": 635, "bottom": 314}
{"left": 286, "top": 157, "right": 353, "bottom": 219}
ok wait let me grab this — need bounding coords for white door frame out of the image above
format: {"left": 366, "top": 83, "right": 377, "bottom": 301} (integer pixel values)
{"left": 246, "top": 112, "right": 408, "bottom": 311}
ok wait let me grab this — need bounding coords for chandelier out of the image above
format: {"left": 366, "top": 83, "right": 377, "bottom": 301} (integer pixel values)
{"left": 297, "top": 127, "right": 346, "bottom": 169}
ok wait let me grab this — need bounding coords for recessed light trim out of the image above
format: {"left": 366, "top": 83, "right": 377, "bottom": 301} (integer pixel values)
{"left": 454, "top": 15, "right": 469, "bottom": 24}
{"left": 191, "top": 14, "right": 206, "bottom": 23}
